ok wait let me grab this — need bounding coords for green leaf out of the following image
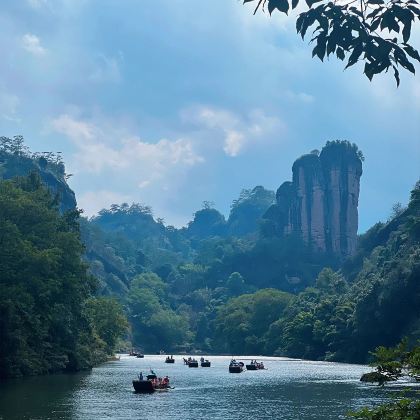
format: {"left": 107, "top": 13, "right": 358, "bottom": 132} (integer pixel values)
{"left": 407, "top": 5, "right": 420, "bottom": 17}
{"left": 370, "top": 18, "right": 381, "bottom": 31}
{"left": 402, "top": 19, "right": 412, "bottom": 43}
{"left": 364, "top": 62, "right": 375, "bottom": 80}
{"left": 381, "top": 11, "right": 400, "bottom": 33}
{"left": 393, "top": 65, "right": 400, "bottom": 87}
{"left": 292, "top": 0, "right": 299, "bottom": 9}
{"left": 306, "top": 0, "right": 323, "bottom": 7}
{"left": 403, "top": 44, "right": 420, "bottom": 62}
{"left": 336, "top": 47, "right": 345, "bottom": 61}
{"left": 268, "top": 0, "right": 290, "bottom": 14}
{"left": 296, "top": 14, "right": 305, "bottom": 33}
{"left": 299, "top": 10, "right": 317, "bottom": 39}
{"left": 394, "top": 50, "right": 416, "bottom": 74}
{"left": 345, "top": 43, "right": 364, "bottom": 68}
{"left": 315, "top": 34, "right": 327, "bottom": 61}
{"left": 327, "top": 39, "right": 336, "bottom": 56}
{"left": 366, "top": 7, "right": 383, "bottom": 20}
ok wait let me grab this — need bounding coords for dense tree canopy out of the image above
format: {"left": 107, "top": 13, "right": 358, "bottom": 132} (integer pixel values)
{"left": 0, "top": 174, "right": 128, "bottom": 378}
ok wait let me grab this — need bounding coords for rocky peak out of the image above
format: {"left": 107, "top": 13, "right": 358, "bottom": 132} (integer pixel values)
{"left": 264, "top": 141, "right": 363, "bottom": 258}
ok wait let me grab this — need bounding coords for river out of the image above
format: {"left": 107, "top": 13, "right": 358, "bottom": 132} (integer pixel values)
{"left": 0, "top": 355, "right": 411, "bottom": 419}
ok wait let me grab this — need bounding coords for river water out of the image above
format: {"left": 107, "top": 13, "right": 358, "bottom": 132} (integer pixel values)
{"left": 0, "top": 355, "right": 411, "bottom": 419}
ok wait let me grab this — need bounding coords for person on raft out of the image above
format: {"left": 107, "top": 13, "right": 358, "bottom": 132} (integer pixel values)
{"left": 138, "top": 372, "right": 143, "bottom": 380}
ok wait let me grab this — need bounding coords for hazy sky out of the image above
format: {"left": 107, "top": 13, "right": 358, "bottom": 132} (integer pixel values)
{"left": 0, "top": 0, "right": 419, "bottom": 231}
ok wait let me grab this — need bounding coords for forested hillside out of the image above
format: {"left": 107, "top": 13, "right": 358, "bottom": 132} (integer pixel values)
{"left": 77, "top": 140, "right": 418, "bottom": 362}
{"left": 1, "top": 136, "right": 418, "bottom": 369}
{"left": 0, "top": 173, "right": 128, "bottom": 379}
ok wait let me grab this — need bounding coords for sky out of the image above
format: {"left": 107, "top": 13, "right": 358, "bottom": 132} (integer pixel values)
{"left": 0, "top": 0, "right": 419, "bottom": 232}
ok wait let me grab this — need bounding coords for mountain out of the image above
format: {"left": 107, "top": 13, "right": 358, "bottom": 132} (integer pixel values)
{"left": 264, "top": 141, "right": 363, "bottom": 258}
{"left": 7, "top": 135, "right": 417, "bottom": 362}
{"left": 0, "top": 136, "right": 76, "bottom": 212}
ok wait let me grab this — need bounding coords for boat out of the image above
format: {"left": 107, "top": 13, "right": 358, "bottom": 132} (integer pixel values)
{"left": 200, "top": 357, "right": 211, "bottom": 367}
{"left": 133, "top": 376, "right": 171, "bottom": 393}
{"left": 246, "top": 360, "right": 265, "bottom": 370}
{"left": 165, "top": 356, "right": 175, "bottom": 363}
{"left": 183, "top": 357, "right": 199, "bottom": 367}
{"left": 246, "top": 363, "right": 257, "bottom": 370}
{"left": 229, "top": 359, "right": 244, "bottom": 373}
{"left": 136, "top": 354, "right": 144, "bottom": 358}
{"left": 132, "top": 379, "right": 155, "bottom": 393}
{"left": 188, "top": 359, "right": 199, "bottom": 368}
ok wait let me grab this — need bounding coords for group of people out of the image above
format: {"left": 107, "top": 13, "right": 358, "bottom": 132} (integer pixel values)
{"left": 151, "top": 376, "right": 170, "bottom": 389}
{"left": 183, "top": 357, "right": 197, "bottom": 364}
{"left": 250, "top": 360, "right": 265, "bottom": 369}
{"left": 138, "top": 370, "right": 170, "bottom": 388}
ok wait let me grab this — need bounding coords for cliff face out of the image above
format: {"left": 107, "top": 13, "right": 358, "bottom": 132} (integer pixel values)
{"left": 264, "top": 141, "right": 363, "bottom": 258}
{"left": 0, "top": 151, "right": 76, "bottom": 212}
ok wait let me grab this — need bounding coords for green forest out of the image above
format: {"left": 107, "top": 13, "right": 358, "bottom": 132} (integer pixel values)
{"left": 0, "top": 143, "right": 128, "bottom": 378}
{"left": 0, "top": 136, "right": 419, "bottom": 380}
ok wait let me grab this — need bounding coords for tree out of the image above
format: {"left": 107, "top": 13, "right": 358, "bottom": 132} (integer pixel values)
{"left": 226, "top": 272, "right": 245, "bottom": 295}
{"left": 86, "top": 297, "right": 129, "bottom": 355}
{"left": 244, "top": 0, "right": 420, "bottom": 85}
{"left": 351, "top": 341, "right": 420, "bottom": 418}
{"left": 0, "top": 174, "right": 100, "bottom": 378}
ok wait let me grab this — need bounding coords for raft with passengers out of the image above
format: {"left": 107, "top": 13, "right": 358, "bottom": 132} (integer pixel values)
{"left": 183, "top": 356, "right": 211, "bottom": 367}
{"left": 246, "top": 360, "right": 265, "bottom": 370}
{"left": 133, "top": 370, "right": 171, "bottom": 393}
{"left": 229, "top": 359, "right": 244, "bottom": 373}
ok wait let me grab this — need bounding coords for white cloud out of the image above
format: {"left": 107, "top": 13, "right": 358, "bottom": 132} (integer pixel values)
{"left": 21, "top": 33, "right": 47, "bottom": 56}
{"left": 50, "top": 113, "right": 204, "bottom": 185}
{"left": 223, "top": 130, "right": 245, "bottom": 157}
{"left": 51, "top": 114, "right": 95, "bottom": 142}
{"left": 182, "top": 105, "right": 286, "bottom": 157}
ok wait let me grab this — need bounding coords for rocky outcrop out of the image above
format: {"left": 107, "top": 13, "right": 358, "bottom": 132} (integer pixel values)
{"left": 0, "top": 151, "right": 76, "bottom": 212}
{"left": 264, "top": 141, "right": 363, "bottom": 258}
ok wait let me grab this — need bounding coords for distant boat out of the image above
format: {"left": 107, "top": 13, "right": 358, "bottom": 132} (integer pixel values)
{"left": 229, "top": 360, "right": 244, "bottom": 373}
{"left": 136, "top": 354, "right": 144, "bottom": 358}
{"left": 246, "top": 360, "right": 265, "bottom": 370}
{"left": 133, "top": 375, "right": 171, "bottom": 393}
{"left": 200, "top": 357, "right": 211, "bottom": 367}
{"left": 165, "top": 356, "right": 175, "bottom": 363}
{"left": 133, "top": 368, "right": 172, "bottom": 394}
{"left": 188, "top": 359, "right": 199, "bottom": 368}
{"left": 183, "top": 357, "right": 199, "bottom": 367}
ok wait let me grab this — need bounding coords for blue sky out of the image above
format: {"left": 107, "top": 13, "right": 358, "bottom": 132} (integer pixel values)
{"left": 0, "top": 0, "right": 419, "bottom": 232}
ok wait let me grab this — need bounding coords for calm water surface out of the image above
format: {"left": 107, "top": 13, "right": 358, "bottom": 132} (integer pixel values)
{"left": 0, "top": 355, "right": 413, "bottom": 419}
